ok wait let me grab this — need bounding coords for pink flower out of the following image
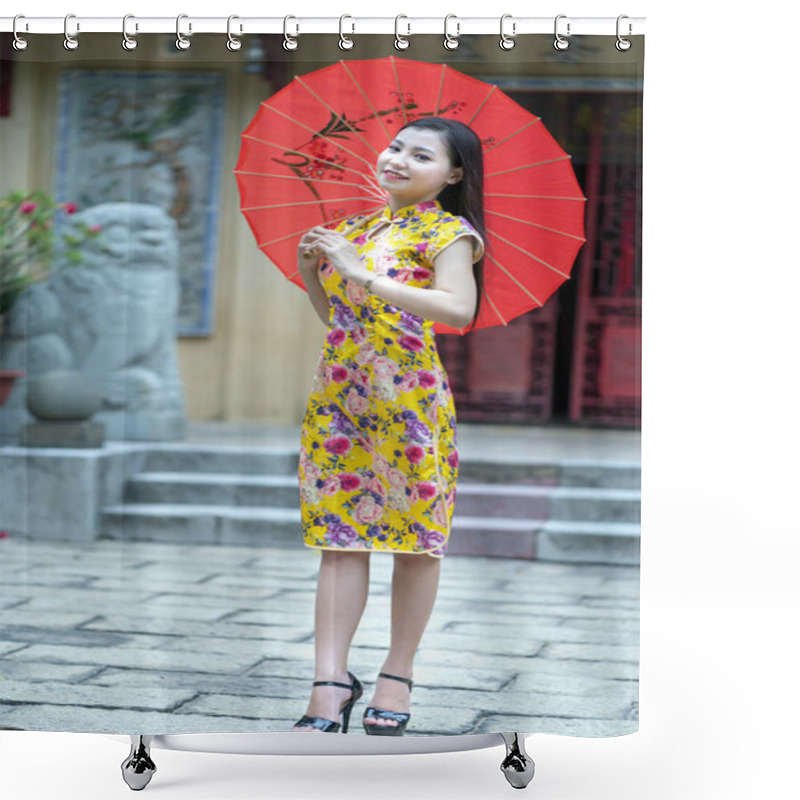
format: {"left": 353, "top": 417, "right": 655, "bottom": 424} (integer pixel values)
{"left": 320, "top": 478, "right": 340, "bottom": 496}
{"left": 447, "top": 451, "right": 459, "bottom": 469}
{"left": 88, "top": 224, "right": 102, "bottom": 234}
{"left": 345, "top": 390, "right": 368, "bottom": 416}
{"left": 405, "top": 445, "right": 425, "bottom": 464}
{"left": 416, "top": 482, "right": 438, "bottom": 501}
{"left": 398, "top": 334, "right": 424, "bottom": 352}
{"left": 0, "top": 531, "right": 8, "bottom": 539}
{"left": 327, "top": 328, "right": 346, "bottom": 346}
{"left": 354, "top": 497, "right": 384, "bottom": 524}
{"left": 20, "top": 202, "right": 37, "bottom": 214}
{"left": 323, "top": 436, "right": 351, "bottom": 455}
{"left": 339, "top": 473, "right": 362, "bottom": 492}
{"left": 417, "top": 370, "right": 437, "bottom": 388}
{"left": 412, "top": 267, "right": 432, "bottom": 281}
{"left": 62, "top": 202, "right": 78, "bottom": 215}
{"left": 330, "top": 364, "right": 349, "bottom": 382}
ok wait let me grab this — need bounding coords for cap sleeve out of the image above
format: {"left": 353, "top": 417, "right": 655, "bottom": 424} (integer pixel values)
{"left": 427, "top": 215, "right": 485, "bottom": 265}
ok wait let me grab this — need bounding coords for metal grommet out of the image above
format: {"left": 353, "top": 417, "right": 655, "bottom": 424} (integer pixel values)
{"left": 339, "top": 15, "right": 354, "bottom": 50}
{"left": 63, "top": 13, "right": 79, "bottom": 51}
{"left": 122, "top": 14, "right": 138, "bottom": 51}
{"left": 227, "top": 15, "right": 242, "bottom": 51}
{"left": 175, "top": 14, "right": 192, "bottom": 50}
{"left": 616, "top": 15, "right": 632, "bottom": 51}
{"left": 12, "top": 15, "right": 28, "bottom": 51}
{"left": 554, "top": 14, "right": 570, "bottom": 51}
{"left": 443, "top": 14, "right": 460, "bottom": 51}
{"left": 394, "top": 15, "right": 410, "bottom": 51}
{"left": 283, "top": 15, "right": 299, "bottom": 51}
{"left": 499, "top": 14, "right": 515, "bottom": 50}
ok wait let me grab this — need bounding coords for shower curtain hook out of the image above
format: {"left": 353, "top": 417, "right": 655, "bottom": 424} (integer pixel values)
{"left": 554, "top": 15, "right": 570, "bottom": 50}
{"left": 339, "top": 15, "right": 355, "bottom": 50}
{"left": 63, "top": 14, "right": 79, "bottom": 51}
{"left": 283, "top": 15, "right": 299, "bottom": 50}
{"left": 443, "top": 14, "right": 460, "bottom": 50}
{"left": 176, "top": 14, "right": 192, "bottom": 50}
{"left": 616, "top": 15, "right": 632, "bottom": 51}
{"left": 122, "top": 15, "right": 138, "bottom": 51}
{"left": 394, "top": 15, "right": 411, "bottom": 50}
{"left": 499, "top": 14, "right": 516, "bottom": 50}
{"left": 227, "top": 15, "right": 243, "bottom": 51}
{"left": 12, "top": 15, "right": 28, "bottom": 51}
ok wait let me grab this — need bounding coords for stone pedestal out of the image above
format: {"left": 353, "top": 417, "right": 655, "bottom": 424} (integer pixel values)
{"left": 20, "top": 421, "right": 106, "bottom": 448}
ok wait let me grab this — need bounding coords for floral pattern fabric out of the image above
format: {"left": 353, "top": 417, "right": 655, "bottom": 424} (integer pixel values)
{"left": 298, "top": 199, "right": 484, "bottom": 558}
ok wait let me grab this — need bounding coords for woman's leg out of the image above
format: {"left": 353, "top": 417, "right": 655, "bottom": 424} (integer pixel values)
{"left": 293, "top": 550, "right": 370, "bottom": 731}
{"left": 364, "top": 552, "right": 442, "bottom": 728}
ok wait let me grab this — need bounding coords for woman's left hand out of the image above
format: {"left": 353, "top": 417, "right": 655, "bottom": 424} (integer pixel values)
{"left": 304, "top": 227, "right": 370, "bottom": 285}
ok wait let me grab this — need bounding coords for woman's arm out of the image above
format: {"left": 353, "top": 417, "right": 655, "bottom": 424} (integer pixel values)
{"left": 297, "top": 234, "right": 331, "bottom": 326}
{"left": 367, "top": 238, "right": 477, "bottom": 329}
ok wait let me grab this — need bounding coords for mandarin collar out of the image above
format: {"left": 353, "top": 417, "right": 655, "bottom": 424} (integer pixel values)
{"left": 380, "top": 199, "right": 442, "bottom": 223}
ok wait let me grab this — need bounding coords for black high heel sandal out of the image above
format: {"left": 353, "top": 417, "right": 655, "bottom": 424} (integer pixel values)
{"left": 362, "top": 672, "right": 414, "bottom": 736}
{"left": 293, "top": 671, "right": 363, "bottom": 733}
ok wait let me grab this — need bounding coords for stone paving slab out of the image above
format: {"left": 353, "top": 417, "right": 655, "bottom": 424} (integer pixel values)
{"left": 1, "top": 538, "right": 639, "bottom": 737}
{"left": 0, "top": 679, "right": 197, "bottom": 712}
{"left": 473, "top": 715, "right": 637, "bottom": 737}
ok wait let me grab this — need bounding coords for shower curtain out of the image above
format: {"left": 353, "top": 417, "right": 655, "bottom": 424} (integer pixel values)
{"left": 0, "top": 25, "right": 642, "bottom": 744}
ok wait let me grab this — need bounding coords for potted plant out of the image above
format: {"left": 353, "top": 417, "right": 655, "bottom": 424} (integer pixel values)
{"left": 0, "top": 190, "right": 102, "bottom": 405}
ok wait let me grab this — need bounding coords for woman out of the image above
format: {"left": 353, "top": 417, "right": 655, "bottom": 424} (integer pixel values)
{"left": 292, "top": 117, "right": 486, "bottom": 735}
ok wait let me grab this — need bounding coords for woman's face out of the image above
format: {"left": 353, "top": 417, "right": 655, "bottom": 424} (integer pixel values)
{"left": 376, "top": 127, "right": 463, "bottom": 208}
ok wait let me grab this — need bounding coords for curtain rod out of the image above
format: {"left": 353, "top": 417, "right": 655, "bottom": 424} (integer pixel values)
{"left": 0, "top": 15, "right": 646, "bottom": 38}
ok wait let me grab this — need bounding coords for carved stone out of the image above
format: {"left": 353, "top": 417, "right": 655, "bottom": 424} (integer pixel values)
{"left": 0, "top": 203, "right": 187, "bottom": 442}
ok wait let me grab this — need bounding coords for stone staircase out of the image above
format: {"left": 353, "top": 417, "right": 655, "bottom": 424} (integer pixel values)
{"left": 100, "top": 445, "right": 640, "bottom": 565}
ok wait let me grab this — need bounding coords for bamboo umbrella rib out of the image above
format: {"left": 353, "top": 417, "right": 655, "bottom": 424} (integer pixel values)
{"left": 490, "top": 230, "right": 572, "bottom": 279}
{"left": 390, "top": 57, "right": 409, "bottom": 127}
{"left": 482, "top": 289, "right": 511, "bottom": 326}
{"left": 241, "top": 132, "right": 381, "bottom": 190}
{"left": 487, "top": 118, "right": 541, "bottom": 152}
{"left": 435, "top": 64, "right": 447, "bottom": 116}
{"left": 258, "top": 101, "right": 377, "bottom": 174}
{"left": 486, "top": 192, "right": 587, "bottom": 202}
{"left": 234, "top": 170, "right": 387, "bottom": 202}
{"left": 485, "top": 208, "right": 587, "bottom": 242}
{"left": 341, "top": 60, "right": 392, "bottom": 143}
{"left": 486, "top": 156, "right": 575, "bottom": 177}
{"left": 465, "top": 85, "right": 498, "bottom": 128}
{"left": 243, "top": 196, "right": 384, "bottom": 214}
{"left": 294, "top": 75, "right": 381, "bottom": 159}
{"left": 258, "top": 206, "right": 384, "bottom": 251}
{"left": 484, "top": 250, "right": 545, "bottom": 305}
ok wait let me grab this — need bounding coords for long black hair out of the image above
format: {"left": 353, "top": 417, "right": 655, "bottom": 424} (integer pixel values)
{"left": 396, "top": 116, "right": 487, "bottom": 331}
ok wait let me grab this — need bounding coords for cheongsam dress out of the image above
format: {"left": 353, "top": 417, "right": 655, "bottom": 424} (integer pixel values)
{"left": 298, "top": 199, "right": 485, "bottom": 558}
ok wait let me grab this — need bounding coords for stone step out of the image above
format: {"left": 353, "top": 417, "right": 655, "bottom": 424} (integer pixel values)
{"left": 135, "top": 445, "right": 639, "bottom": 489}
{"left": 100, "top": 504, "right": 640, "bottom": 565}
{"left": 125, "top": 472, "right": 640, "bottom": 523}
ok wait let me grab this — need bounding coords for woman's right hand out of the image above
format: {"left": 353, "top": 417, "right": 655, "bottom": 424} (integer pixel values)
{"left": 297, "top": 230, "right": 324, "bottom": 271}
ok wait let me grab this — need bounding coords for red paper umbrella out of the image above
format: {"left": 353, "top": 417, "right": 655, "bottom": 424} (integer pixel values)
{"left": 235, "top": 56, "right": 585, "bottom": 334}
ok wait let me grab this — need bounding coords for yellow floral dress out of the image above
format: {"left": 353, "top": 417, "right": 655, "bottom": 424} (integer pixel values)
{"left": 298, "top": 199, "right": 484, "bottom": 558}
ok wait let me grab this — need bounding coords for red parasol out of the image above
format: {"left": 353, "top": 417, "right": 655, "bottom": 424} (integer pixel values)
{"left": 235, "top": 56, "right": 585, "bottom": 334}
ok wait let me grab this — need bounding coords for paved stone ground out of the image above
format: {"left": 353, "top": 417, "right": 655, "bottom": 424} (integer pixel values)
{"left": 0, "top": 537, "right": 638, "bottom": 737}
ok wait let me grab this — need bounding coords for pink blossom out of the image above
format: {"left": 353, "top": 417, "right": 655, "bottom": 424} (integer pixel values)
{"left": 405, "top": 445, "right": 425, "bottom": 464}
{"left": 345, "top": 390, "right": 368, "bottom": 416}
{"left": 88, "top": 224, "right": 102, "bottom": 234}
{"left": 398, "top": 334, "right": 424, "bottom": 352}
{"left": 320, "top": 478, "right": 340, "bottom": 496}
{"left": 330, "top": 364, "right": 349, "bottom": 382}
{"left": 327, "top": 328, "right": 346, "bottom": 346}
{"left": 323, "top": 436, "right": 351, "bottom": 455}
{"left": 412, "top": 267, "right": 432, "bottom": 281}
{"left": 354, "top": 497, "right": 384, "bottom": 524}
{"left": 339, "top": 473, "right": 362, "bottom": 492}
{"left": 447, "top": 451, "right": 458, "bottom": 469}
{"left": 417, "top": 370, "right": 437, "bottom": 388}
{"left": 62, "top": 202, "right": 78, "bottom": 215}
{"left": 416, "top": 482, "right": 438, "bottom": 501}
{"left": 20, "top": 202, "right": 37, "bottom": 215}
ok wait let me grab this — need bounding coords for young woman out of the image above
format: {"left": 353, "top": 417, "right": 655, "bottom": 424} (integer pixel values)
{"left": 292, "top": 117, "right": 486, "bottom": 735}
